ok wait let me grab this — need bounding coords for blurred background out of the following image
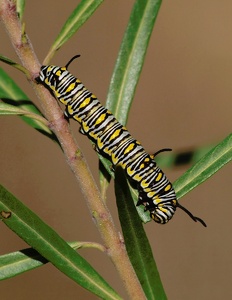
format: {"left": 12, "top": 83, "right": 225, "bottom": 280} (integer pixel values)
{"left": 0, "top": 1, "right": 231, "bottom": 299}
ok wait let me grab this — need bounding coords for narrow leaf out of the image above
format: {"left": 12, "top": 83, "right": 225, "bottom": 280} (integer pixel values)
{"left": 174, "top": 133, "right": 232, "bottom": 199}
{"left": 16, "top": 0, "right": 25, "bottom": 21}
{"left": 155, "top": 144, "right": 216, "bottom": 169}
{"left": 0, "top": 248, "right": 48, "bottom": 280}
{"left": 0, "top": 185, "right": 122, "bottom": 300}
{"left": 100, "top": 0, "right": 162, "bottom": 191}
{"left": 0, "top": 102, "right": 27, "bottom": 115}
{"left": 0, "top": 102, "right": 48, "bottom": 125}
{"left": 44, "top": 0, "right": 104, "bottom": 64}
{"left": 0, "top": 68, "right": 58, "bottom": 142}
{"left": 106, "top": 0, "right": 162, "bottom": 124}
{"left": 0, "top": 241, "right": 86, "bottom": 280}
{"left": 115, "top": 168, "right": 167, "bottom": 300}
{"left": 0, "top": 55, "right": 28, "bottom": 75}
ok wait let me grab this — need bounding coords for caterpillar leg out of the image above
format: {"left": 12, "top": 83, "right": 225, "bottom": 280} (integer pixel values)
{"left": 79, "top": 126, "right": 86, "bottom": 135}
{"left": 91, "top": 143, "right": 101, "bottom": 154}
{"left": 136, "top": 188, "right": 151, "bottom": 208}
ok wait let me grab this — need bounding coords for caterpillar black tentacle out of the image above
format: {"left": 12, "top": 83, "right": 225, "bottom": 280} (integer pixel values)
{"left": 176, "top": 203, "right": 207, "bottom": 227}
{"left": 38, "top": 55, "right": 206, "bottom": 226}
{"left": 153, "top": 148, "right": 172, "bottom": 158}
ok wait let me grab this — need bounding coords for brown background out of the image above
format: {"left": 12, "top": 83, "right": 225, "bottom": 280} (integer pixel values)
{"left": 1, "top": 1, "right": 232, "bottom": 299}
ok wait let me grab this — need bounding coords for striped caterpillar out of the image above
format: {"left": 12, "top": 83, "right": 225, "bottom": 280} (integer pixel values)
{"left": 38, "top": 55, "right": 206, "bottom": 227}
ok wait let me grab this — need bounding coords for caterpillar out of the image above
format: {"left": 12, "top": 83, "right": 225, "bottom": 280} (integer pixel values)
{"left": 38, "top": 55, "right": 206, "bottom": 227}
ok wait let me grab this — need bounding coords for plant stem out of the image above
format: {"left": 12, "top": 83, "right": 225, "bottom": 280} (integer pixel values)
{"left": 0, "top": 1, "right": 146, "bottom": 298}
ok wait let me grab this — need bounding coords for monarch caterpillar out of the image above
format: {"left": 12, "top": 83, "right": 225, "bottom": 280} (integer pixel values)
{"left": 38, "top": 55, "right": 206, "bottom": 227}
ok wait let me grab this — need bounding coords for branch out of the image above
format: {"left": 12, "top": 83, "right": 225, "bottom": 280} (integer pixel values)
{"left": 0, "top": 1, "right": 146, "bottom": 298}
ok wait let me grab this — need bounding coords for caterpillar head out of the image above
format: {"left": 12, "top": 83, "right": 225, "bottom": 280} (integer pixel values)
{"left": 149, "top": 201, "right": 177, "bottom": 224}
{"left": 38, "top": 55, "right": 81, "bottom": 87}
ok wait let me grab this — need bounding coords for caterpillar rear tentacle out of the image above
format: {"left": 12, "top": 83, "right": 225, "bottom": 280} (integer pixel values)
{"left": 38, "top": 55, "right": 206, "bottom": 227}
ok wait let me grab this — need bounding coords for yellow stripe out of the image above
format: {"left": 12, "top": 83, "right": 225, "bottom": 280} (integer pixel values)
{"left": 140, "top": 179, "right": 149, "bottom": 188}
{"left": 127, "top": 167, "right": 135, "bottom": 176}
{"left": 66, "top": 82, "right": 75, "bottom": 93}
{"left": 164, "top": 184, "right": 171, "bottom": 191}
{"left": 82, "top": 121, "right": 90, "bottom": 133}
{"left": 147, "top": 191, "right": 155, "bottom": 198}
{"left": 111, "top": 153, "right": 119, "bottom": 165}
{"left": 110, "top": 129, "right": 121, "bottom": 140}
{"left": 67, "top": 105, "right": 74, "bottom": 115}
{"left": 133, "top": 173, "right": 142, "bottom": 182}
{"left": 79, "top": 97, "right": 91, "bottom": 109}
{"left": 95, "top": 113, "right": 106, "bottom": 125}
{"left": 55, "top": 70, "right": 61, "bottom": 77}
{"left": 124, "top": 143, "right": 134, "bottom": 155}
{"left": 156, "top": 172, "right": 162, "bottom": 182}
{"left": 139, "top": 163, "right": 145, "bottom": 169}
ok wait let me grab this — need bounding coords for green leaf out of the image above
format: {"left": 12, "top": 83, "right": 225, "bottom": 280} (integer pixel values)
{"left": 100, "top": 0, "right": 162, "bottom": 192}
{"left": 0, "top": 248, "right": 48, "bottom": 280}
{"left": 0, "top": 55, "right": 28, "bottom": 75}
{"left": 174, "top": 133, "right": 232, "bottom": 199}
{"left": 106, "top": 0, "right": 162, "bottom": 124}
{"left": 0, "top": 241, "right": 79, "bottom": 280}
{"left": 0, "top": 68, "right": 59, "bottom": 143}
{"left": 0, "top": 185, "right": 122, "bottom": 300}
{"left": 0, "top": 102, "right": 48, "bottom": 124}
{"left": 155, "top": 144, "right": 216, "bottom": 169}
{"left": 16, "top": 0, "right": 25, "bottom": 21}
{"left": 115, "top": 168, "right": 167, "bottom": 300}
{"left": 98, "top": 154, "right": 115, "bottom": 179}
{"left": 0, "top": 102, "right": 28, "bottom": 115}
{"left": 44, "top": 0, "right": 104, "bottom": 63}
